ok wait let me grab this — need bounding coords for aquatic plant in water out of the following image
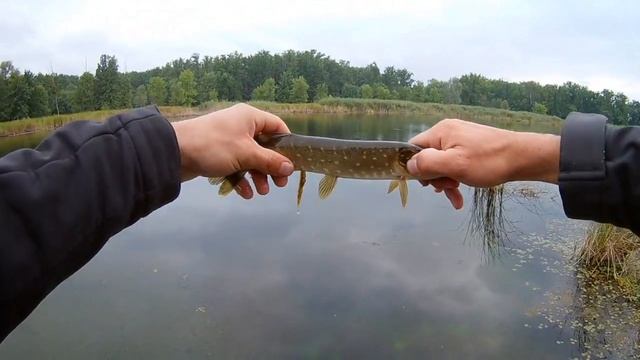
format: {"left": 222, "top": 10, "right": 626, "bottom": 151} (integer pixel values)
{"left": 467, "top": 185, "right": 509, "bottom": 261}
{"left": 576, "top": 223, "right": 640, "bottom": 281}
{"left": 519, "top": 220, "right": 640, "bottom": 359}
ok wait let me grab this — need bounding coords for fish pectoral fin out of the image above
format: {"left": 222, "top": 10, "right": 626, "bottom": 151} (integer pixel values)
{"left": 399, "top": 178, "right": 408, "bottom": 207}
{"left": 297, "top": 170, "right": 306, "bottom": 208}
{"left": 318, "top": 175, "right": 338, "bottom": 199}
{"left": 387, "top": 180, "right": 400, "bottom": 193}
{"left": 209, "top": 176, "right": 234, "bottom": 196}
{"left": 213, "top": 172, "right": 246, "bottom": 197}
{"left": 208, "top": 177, "right": 225, "bottom": 185}
{"left": 218, "top": 178, "right": 235, "bottom": 196}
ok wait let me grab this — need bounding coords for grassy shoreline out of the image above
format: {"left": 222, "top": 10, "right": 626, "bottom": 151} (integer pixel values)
{"left": 0, "top": 98, "right": 562, "bottom": 137}
{"left": 0, "top": 106, "right": 199, "bottom": 137}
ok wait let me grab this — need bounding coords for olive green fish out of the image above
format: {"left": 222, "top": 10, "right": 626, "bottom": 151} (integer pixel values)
{"left": 209, "top": 133, "right": 422, "bottom": 207}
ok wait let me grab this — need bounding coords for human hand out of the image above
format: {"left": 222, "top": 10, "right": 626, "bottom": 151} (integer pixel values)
{"left": 408, "top": 119, "right": 560, "bottom": 209}
{"left": 171, "top": 103, "right": 294, "bottom": 199}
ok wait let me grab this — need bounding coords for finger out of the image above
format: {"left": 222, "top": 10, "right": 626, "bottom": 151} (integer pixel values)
{"left": 272, "top": 175, "right": 288, "bottom": 187}
{"left": 407, "top": 148, "right": 464, "bottom": 180}
{"left": 234, "top": 177, "right": 254, "bottom": 199}
{"left": 252, "top": 107, "right": 290, "bottom": 134}
{"left": 419, "top": 179, "right": 430, "bottom": 187}
{"left": 244, "top": 147, "right": 294, "bottom": 177}
{"left": 444, "top": 188, "right": 464, "bottom": 209}
{"left": 429, "top": 177, "right": 460, "bottom": 189}
{"left": 250, "top": 170, "right": 269, "bottom": 195}
{"left": 409, "top": 128, "right": 441, "bottom": 149}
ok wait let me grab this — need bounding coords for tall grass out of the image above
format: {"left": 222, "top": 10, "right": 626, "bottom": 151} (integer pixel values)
{"left": 200, "top": 98, "right": 563, "bottom": 124}
{"left": 576, "top": 223, "right": 639, "bottom": 278}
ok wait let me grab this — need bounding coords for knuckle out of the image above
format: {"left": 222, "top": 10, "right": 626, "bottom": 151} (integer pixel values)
{"left": 439, "top": 118, "right": 461, "bottom": 130}
{"left": 232, "top": 102, "right": 253, "bottom": 114}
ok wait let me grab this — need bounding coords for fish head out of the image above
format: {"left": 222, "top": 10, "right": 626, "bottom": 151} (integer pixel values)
{"left": 256, "top": 133, "right": 290, "bottom": 148}
{"left": 393, "top": 145, "right": 422, "bottom": 178}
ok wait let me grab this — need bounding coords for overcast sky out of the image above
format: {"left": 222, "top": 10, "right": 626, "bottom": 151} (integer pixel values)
{"left": 2, "top": 0, "right": 639, "bottom": 99}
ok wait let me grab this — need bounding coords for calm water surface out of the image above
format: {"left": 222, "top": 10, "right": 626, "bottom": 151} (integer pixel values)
{"left": 0, "top": 114, "right": 616, "bottom": 359}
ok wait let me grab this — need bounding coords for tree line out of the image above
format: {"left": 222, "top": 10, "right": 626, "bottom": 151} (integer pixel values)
{"left": 1, "top": 50, "right": 639, "bottom": 125}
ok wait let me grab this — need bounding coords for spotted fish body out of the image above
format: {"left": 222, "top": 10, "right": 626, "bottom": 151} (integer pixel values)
{"left": 210, "top": 133, "right": 422, "bottom": 207}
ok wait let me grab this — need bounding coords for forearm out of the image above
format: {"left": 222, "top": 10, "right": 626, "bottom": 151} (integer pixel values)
{"left": 0, "top": 106, "right": 181, "bottom": 341}
{"left": 508, "top": 132, "right": 561, "bottom": 184}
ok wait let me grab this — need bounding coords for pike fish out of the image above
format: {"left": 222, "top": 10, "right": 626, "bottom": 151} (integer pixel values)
{"left": 209, "top": 133, "right": 423, "bottom": 207}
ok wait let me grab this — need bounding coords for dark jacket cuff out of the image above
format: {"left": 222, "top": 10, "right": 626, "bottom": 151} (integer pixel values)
{"left": 117, "top": 105, "right": 181, "bottom": 216}
{"left": 558, "top": 112, "right": 607, "bottom": 220}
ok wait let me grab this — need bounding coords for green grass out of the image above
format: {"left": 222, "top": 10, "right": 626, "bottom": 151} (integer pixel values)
{"left": 0, "top": 106, "right": 196, "bottom": 137}
{"left": 1, "top": 98, "right": 562, "bottom": 137}
{"left": 202, "top": 98, "right": 562, "bottom": 121}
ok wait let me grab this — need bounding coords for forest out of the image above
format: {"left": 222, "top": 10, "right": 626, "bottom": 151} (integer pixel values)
{"left": 1, "top": 50, "right": 638, "bottom": 125}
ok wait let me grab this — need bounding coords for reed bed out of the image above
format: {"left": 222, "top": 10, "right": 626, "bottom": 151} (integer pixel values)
{"left": 1, "top": 99, "right": 562, "bottom": 137}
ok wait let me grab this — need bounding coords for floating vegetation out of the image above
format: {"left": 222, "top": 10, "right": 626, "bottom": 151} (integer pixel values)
{"left": 466, "top": 185, "right": 509, "bottom": 261}
{"left": 466, "top": 183, "right": 552, "bottom": 262}
{"left": 516, "top": 220, "right": 640, "bottom": 359}
{"left": 512, "top": 186, "right": 542, "bottom": 199}
{"left": 538, "top": 272, "right": 640, "bottom": 359}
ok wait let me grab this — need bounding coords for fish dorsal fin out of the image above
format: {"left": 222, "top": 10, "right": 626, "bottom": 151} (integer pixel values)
{"left": 297, "top": 170, "right": 307, "bottom": 208}
{"left": 318, "top": 175, "right": 338, "bottom": 199}
{"left": 399, "top": 178, "right": 408, "bottom": 207}
{"left": 387, "top": 180, "right": 400, "bottom": 193}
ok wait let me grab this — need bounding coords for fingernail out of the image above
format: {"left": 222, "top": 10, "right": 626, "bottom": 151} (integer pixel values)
{"left": 279, "top": 162, "right": 294, "bottom": 176}
{"left": 407, "top": 158, "right": 418, "bottom": 175}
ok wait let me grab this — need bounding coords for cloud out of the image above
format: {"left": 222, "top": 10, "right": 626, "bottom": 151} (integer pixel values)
{"left": 3, "top": 0, "right": 639, "bottom": 99}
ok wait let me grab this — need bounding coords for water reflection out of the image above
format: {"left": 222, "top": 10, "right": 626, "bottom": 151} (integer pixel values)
{"left": 0, "top": 132, "right": 46, "bottom": 156}
{"left": 0, "top": 114, "right": 580, "bottom": 359}
{"left": 569, "top": 273, "right": 640, "bottom": 358}
{"left": 285, "top": 113, "right": 434, "bottom": 141}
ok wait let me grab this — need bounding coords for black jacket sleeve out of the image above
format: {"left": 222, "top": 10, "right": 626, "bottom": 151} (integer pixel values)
{"left": 0, "top": 106, "right": 181, "bottom": 342}
{"left": 559, "top": 112, "right": 640, "bottom": 234}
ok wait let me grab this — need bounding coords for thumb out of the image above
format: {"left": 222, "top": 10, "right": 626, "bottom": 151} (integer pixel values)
{"left": 407, "top": 148, "right": 464, "bottom": 180}
{"left": 244, "top": 146, "right": 294, "bottom": 177}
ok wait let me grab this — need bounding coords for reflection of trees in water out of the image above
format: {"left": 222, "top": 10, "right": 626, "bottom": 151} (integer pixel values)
{"left": 564, "top": 272, "right": 640, "bottom": 359}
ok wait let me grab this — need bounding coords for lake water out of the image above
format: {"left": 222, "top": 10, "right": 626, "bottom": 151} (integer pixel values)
{"left": 0, "top": 114, "right": 635, "bottom": 359}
